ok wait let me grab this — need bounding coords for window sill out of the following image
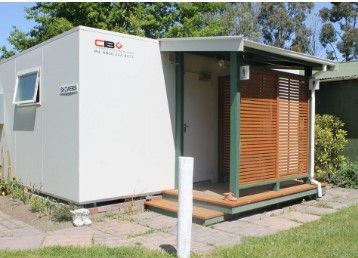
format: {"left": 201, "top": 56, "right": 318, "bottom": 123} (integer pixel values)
{"left": 14, "top": 102, "right": 41, "bottom": 107}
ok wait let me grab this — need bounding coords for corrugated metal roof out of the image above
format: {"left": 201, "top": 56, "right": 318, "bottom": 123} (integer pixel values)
{"left": 243, "top": 39, "right": 335, "bottom": 67}
{"left": 315, "top": 61, "right": 358, "bottom": 81}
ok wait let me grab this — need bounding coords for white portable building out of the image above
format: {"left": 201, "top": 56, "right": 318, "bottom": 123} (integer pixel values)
{"left": 0, "top": 26, "right": 175, "bottom": 204}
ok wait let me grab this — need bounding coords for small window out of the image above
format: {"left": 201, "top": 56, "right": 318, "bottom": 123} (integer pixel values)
{"left": 13, "top": 68, "right": 40, "bottom": 105}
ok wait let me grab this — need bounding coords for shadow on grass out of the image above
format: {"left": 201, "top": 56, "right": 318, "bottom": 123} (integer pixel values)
{"left": 160, "top": 244, "right": 177, "bottom": 255}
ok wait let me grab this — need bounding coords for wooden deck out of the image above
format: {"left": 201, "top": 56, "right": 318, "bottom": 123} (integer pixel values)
{"left": 163, "top": 183, "right": 317, "bottom": 208}
{"left": 145, "top": 181, "right": 324, "bottom": 226}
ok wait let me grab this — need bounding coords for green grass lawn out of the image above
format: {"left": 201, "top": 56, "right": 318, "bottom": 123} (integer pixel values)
{"left": 1, "top": 205, "right": 357, "bottom": 258}
{"left": 211, "top": 205, "right": 358, "bottom": 258}
{"left": 0, "top": 246, "right": 173, "bottom": 258}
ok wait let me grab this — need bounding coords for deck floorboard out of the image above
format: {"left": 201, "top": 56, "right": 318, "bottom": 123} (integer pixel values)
{"left": 163, "top": 183, "right": 319, "bottom": 208}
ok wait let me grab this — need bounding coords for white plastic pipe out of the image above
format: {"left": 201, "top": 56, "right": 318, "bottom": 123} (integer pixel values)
{"left": 311, "top": 178, "right": 322, "bottom": 198}
{"left": 177, "top": 157, "right": 194, "bottom": 258}
{"left": 309, "top": 88, "right": 322, "bottom": 198}
{"left": 309, "top": 88, "right": 315, "bottom": 179}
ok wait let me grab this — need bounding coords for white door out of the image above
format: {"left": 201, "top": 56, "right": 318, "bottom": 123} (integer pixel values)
{"left": 183, "top": 72, "right": 217, "bottom": 183}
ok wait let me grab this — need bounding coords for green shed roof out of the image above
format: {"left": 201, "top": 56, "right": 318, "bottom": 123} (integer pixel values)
{"left": 315, "top": 61, "right": 358, "bottom": 82}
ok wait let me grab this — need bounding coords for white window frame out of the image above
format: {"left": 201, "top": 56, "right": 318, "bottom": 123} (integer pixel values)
{"left": 13, "top": 67, "right": 41, "bottom": 105}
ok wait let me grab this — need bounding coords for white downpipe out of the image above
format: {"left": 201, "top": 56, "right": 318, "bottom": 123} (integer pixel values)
{"left": 177, "top": 157, "right": 194, "bottom": 258}
{"left": 309, "top": 87, "right": 322, "bottom": 198}
{"left": 311, "top": 178, "right": 322, "bottom": 198}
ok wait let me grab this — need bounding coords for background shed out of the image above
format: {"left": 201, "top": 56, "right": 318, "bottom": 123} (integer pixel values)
{"left": 316, "top": 61, "right": 358, "bottom": 161}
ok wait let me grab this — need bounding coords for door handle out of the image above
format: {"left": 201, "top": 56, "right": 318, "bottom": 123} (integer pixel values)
{"left": 183, "top": 123, "right": 189, "bottom": 133}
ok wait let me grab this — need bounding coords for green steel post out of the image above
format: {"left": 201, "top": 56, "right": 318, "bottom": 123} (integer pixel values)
{"left": 230, "top": 52, "right": 240, "bottom": 197}
{"left": 274, "top": 182, "right": 280, "bottom": 191}
{"left": 175, "top": 52, "right": 184, "bottom": 189}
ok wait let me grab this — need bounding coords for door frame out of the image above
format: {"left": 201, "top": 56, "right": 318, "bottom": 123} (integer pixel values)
{"left": 174, "top": 52, "right": 241, "bottom": 196}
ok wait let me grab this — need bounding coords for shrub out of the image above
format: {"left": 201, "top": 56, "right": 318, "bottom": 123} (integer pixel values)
{"left": 1, "top": 176, "right": 74, "bottom": 221}
{"left": 331, "top": 161, "right": 358, "bottom": 189}
{"left": 43, "top": 197, "right": 57, "bottom": 215}
{"left": 0, "top": 178, "right": 11, "bottom": 196}
{"left": 52, "top": 204, "right": 73, "bottom": 222}
{"left": 29, "top": 195, "right": 46, "bottom": 214}
{"left": 9, "top": 178, "right": 29, "bottom": 203}
{"left": 0, "top": 177, "right": 29, "bottom": 202}
{"left": 315, "top": 114, "right": 348, "bottom": 182}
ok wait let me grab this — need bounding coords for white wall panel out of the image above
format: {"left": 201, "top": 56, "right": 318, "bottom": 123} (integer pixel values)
{"left": 42, "top": 32, "right": 80, "bottom": 201}
{"left": 78, "top": 28, "right": 175, "bottom": 203}
{"left": 0, "top": 30, "right": 80, "bottom": 202}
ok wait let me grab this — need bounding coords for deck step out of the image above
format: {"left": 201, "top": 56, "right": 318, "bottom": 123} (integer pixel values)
{"left": 148, "top": 183, "right": 323, "bottom": 224}
{"left": 163, "top": 183, "right": 320, "bottom": 209}
{"left": 145, "top": 199, "right": 224, "bottom": 226}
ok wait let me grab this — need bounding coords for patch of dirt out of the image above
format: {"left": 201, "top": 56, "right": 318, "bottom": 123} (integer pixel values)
{"left": 0, "top": 196, "right": 73, "bottom": 232}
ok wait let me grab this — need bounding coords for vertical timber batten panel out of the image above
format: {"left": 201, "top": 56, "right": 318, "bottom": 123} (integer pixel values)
{"left": 219, "top": 68, "right": 309, "bottom": 188}
{"left": 278, "top": 74, "right": 309, "bottom": 177}
{"left": 299, "top": 78, "right": 309, "bottom": 175}
{"left": 240, "top": 70, "right": 277, "bottom": 184}
{"left": 219, "top": 77, "right": 231, "bottom": 182}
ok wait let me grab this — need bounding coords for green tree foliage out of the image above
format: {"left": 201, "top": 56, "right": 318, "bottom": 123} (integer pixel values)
{"left": 315, "top": 114, "right": 348, "bottom": 182}
{"left": 1, "top": 2, "right": 323, "bottom": 61}
{"left": 306, "top": 12, "right": 323, "bottom": 56}
{"left": 0, "top": 46, "right": 15, "bottom": 60}
{"left": 163, "top": 3, "right": 227, "bottom": 37}
{"left": 319, "top": 3, "right": 358, "bottom": 61}
{"left": 258, "top": 3, "right": 313, "bottom": 52}
{"left": 331, "top": 161, "right": 358, "bottom": 189}
{"left": 1, "top": 2, "right": 228, "bottom": 59}
{"left": 220, "top": 3, "right": 260, "bottom": 40}
{"left": 0, "top": 2, "right": 265, "bottom": 61}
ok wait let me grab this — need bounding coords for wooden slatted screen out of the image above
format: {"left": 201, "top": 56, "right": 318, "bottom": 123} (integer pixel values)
{"left": 218, "top": 77, "right": 231, "bottom": 182}
{"left": 298, "top": 78, "right": 309, "bottom": 174}
{"left": 240, "top": 70, "right": 277, "bottom": 184}
{"left": 218, "top": 69, "right": 309, "bottom": 186}
{"left": 278, "top": 74, "right": 309, "bottom": 177}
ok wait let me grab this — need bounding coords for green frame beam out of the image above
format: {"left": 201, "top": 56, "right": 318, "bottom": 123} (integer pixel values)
{"left": 239, "top": 175, "right": 308, "bottom": 190}
{"left": 229, "top": 52, "right": 241, "bottom": 197}
{"left": 230, "top": 188, "right": 321, "bottom": 214}
{"left": 175, "top": 52, "right": 184, "bottom": 188}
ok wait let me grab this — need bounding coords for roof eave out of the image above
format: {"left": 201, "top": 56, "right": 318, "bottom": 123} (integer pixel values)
{"left": 159, "top": 37, "right": 335, "bottom": 71}
{"left": 159, "top": 37, "right": 244, "bottom": 52}
{"left": 319, "top": 76, "right": 358, "bottom": 82}
{"left": 243, "top": 40, "right": 336, "bottom": 69}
